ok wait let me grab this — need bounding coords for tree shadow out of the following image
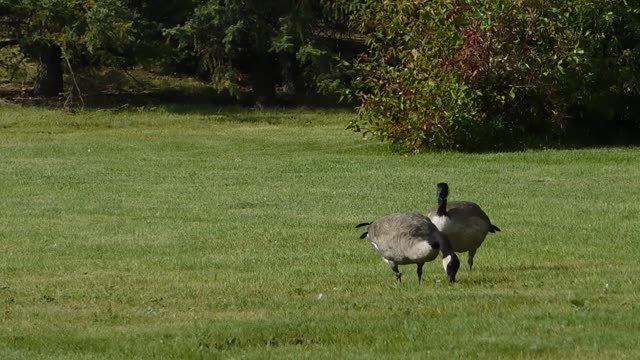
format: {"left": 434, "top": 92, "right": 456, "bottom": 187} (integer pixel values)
{"left": 2, "top": 86, "right": 354, "bottom": 117}
{"left": 2, "top": 66, "right": 355, "bottom": 115}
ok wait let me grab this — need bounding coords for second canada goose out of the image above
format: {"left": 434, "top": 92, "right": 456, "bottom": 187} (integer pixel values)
{"left": 356, "top": 213, "right": 460, "bottom": 284}
{"left": 427, "top": 182, "right": 501, "bottom": 271}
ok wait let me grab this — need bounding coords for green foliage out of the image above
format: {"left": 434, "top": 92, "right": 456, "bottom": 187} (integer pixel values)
{"left": 0, "top": 0, "right": 141, "bottom": 72}
{"left": 1, "top": 0, "right": 80, "bottom": 50}
{"left": 555, "top": 0, "right": 640, "bottom": 144}
{"left": 346, "top": 0, "right": 640, "bottom": 152}
{"left": 0, "top": 47, "right": 29, "bottom": 82}
{"left": 163, "top": 1, "right": 248, "bottom": 96}
{"left": 1, "top": 0, "right": 361, "bottom": 100}
{"left": 82, "top": 0, "right": 138, "bottom": 64}
{"left": 164, "top": 0, "right": 362, "bottom": 98}
{"left": 1, "top": 0, "right": 126, "bottom": 51}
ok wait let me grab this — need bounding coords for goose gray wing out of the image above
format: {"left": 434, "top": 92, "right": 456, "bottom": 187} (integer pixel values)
{"left": 367, "top": 213, "right": 440, "bottom": 264}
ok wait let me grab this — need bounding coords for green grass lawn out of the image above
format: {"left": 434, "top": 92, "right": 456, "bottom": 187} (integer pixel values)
{"left": 1, "top": 105, "right": 639, "bottom": 359}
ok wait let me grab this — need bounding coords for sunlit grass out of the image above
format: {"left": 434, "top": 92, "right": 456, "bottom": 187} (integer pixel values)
{"left": 1, "top": 105, "right": 639, "bottom": 359}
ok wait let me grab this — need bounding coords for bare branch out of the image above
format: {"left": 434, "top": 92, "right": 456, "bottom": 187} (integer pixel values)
{"left": 62, "top": 53, "right": 84, "bottom": 109}
{"left": 9, "top": 54, "right": 27, "bottom": 82}
{"left": 123, "top": 68, "right": 145, "bottom": 87}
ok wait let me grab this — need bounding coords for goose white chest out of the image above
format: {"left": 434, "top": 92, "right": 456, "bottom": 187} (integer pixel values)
{"left": 430, "top": 215, "right": 451, "bottom": 232}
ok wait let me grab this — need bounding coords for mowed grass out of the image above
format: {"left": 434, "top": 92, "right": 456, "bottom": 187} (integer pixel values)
{"left": 1, "top": 105, "right": 639, "bottom": 359}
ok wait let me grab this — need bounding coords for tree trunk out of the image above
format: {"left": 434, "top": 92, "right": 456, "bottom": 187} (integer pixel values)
{"left": 279, "top": 53, "right": 297, "bottom": 96}
{"left": 250, "top": 53, "right": 278, "bottom": 107}
{"left": 33, "top": 43, "right": 63, "bottom": 97}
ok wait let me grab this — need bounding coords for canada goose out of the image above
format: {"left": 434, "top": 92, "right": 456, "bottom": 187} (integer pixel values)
{"left": 356, "top": 213, "right": 460, "bottom": 284}
{"left": 426, "top": 182, "right": 501, "bottom": 271}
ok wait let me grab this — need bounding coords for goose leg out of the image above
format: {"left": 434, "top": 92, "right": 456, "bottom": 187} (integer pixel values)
{"left": 468, "top": 249, "right": 477, "bottom": 271}
{"left": 416, "top": 263, "right": 424, "bottom": 285}
{"left": 388, "top": 262, "right": 402, "bottom": 283}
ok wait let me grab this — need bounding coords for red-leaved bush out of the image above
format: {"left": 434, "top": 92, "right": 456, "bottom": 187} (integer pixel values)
{"left": 344, "top": 0, "right": 640, "bottom": 152}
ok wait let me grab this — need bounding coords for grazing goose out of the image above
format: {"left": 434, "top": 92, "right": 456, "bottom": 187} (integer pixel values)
{"left": 426, "top": 182, "right": 501, "bottom": 271}
{"left": 356, "top": 213, "right": 460, "bottom": 284}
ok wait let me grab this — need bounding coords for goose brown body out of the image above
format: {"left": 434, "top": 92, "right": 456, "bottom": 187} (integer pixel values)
{"left": 427, "top": 183, "right": 500, "bottom": 271}
{"left": 357, "top": 212, "right": 459, "bottom": 284}
{"left": 368, "top": 213, "right": 441, "bottom": 264}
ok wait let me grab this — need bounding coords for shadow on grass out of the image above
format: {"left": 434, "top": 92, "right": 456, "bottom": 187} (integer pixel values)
{"left": 461, "top": 273, "right": 515, "bottom": 286}
{"left": 1, "top": 65, "right": 355, "bottom": 116}
{"left": 459, "top": 263, "right": 574, "bottom": 287}
{"left": 2, "top": 87, "right": 355, "bottom": 116}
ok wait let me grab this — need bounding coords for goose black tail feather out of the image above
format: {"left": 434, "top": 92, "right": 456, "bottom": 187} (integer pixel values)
{"left": 489, "top": 224, "right": 501, "bottom": 233}
{"left": 356, "top": 222, "right": 370, "bottom": 239}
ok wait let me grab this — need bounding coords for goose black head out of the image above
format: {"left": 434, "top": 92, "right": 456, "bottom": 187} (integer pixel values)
{"left": 442, "top": 253, "right": 460, "bottom": 283}
{"left": 436, "top": 182, "right": 449, "bottom": 204}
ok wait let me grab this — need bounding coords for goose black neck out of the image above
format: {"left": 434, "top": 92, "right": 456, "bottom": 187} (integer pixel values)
{"left": 437, "top": 234, "right": 455, "bottom": 257}
{"left": 436, "top": 199, "right": 448, "bottom": 217}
